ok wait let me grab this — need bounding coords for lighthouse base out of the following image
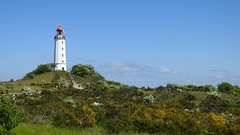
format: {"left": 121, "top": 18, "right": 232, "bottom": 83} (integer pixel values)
{"left": 55, "top": 63, "right": 67, "bottom": 71}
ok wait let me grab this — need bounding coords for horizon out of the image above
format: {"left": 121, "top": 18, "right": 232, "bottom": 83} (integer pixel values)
{"left": 1, "top": 0, "right": 240, "bottom": 87}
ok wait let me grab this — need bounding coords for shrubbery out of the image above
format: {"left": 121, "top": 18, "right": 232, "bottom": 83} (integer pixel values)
{"left": 0, "top": 96, "right": 24, "bottom": 134}
{"left": 71, "top": 64, "right": 104, "bottom": 81}
{"left": 15, "top": 65, "right": 240, "bottom": 134}
{"left": 218, "top": 82, "right": 240, "bottom": 96}
{"left": 16, "top": 83, "right": 240, "bottom": 135}
{"left": 23, "top": 63, "right": 56, "bottom": 80}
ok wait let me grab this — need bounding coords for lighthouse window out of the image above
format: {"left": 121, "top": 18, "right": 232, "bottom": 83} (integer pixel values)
{"left": 62, "top": 60, "right": 64, "bottom": 63}
{"left": 62, "top": 41, "right": 63, "bottom": 44}
{"left": 62, "top": 54, "right": 64, "bottom": 57}
{"left": 62, "top": 47, "right": 64, "bottom": 51}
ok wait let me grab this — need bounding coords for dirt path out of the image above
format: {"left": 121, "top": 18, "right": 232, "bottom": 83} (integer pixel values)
{"left": 68, "top": 73, "right": 84, "bottom": 89}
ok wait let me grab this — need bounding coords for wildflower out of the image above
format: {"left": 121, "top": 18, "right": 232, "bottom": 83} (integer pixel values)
{"left": 143, "top": 95, "right": 155, "bottom": 104}
{"left": 207, "top": 91, "right": 221, "bottom": 97}
{"left": 92, "top": 102, "right": 103, "bottom": 106}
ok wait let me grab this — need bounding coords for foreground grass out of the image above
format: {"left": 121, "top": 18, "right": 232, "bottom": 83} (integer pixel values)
{"left": 11, "top": 123, "right": 152, "bottom": 135}
{"left": 11, "top": 123, "right": 105, "bottom": 135}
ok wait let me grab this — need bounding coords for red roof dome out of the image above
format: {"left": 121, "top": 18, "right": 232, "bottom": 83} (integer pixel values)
{"left": 56, "top": 26, "right": 63, "bottom": 31}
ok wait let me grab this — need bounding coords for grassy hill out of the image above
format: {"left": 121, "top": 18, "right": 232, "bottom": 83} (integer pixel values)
{"left": 1, "top": 63, "right": 240, "bottom": 134}
{"left": 0, "top": 71, "right": 70, "bottom": 93}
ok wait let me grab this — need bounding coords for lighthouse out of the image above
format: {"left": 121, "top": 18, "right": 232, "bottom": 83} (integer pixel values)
{"left": 54, "top": 26, "right": 67, "bottom": 71}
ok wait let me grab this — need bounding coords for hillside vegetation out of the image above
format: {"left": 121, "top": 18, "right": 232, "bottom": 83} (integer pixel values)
{"left": 1, "top": 64, "right": 240, "bottom": 134}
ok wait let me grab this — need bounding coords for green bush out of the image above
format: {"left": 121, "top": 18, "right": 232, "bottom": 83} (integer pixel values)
{"left": 218, "top": 82, "right": 236, "bottom": 94}
{"left": 71, "top": 64, "right": 105, "bottom": 82}
{"left": 0, "top": 96, "right": 24, "bottom": 134}
{"left": 199, "top": 95, "right": 229, "bottom": 113}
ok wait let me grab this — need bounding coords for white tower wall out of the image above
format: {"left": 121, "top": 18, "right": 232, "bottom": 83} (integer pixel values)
{"left": 54, "top": 38, "right": 66, "bottom": 71}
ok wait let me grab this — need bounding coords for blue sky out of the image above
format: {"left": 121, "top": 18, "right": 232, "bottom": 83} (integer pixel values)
{"left": 1, "top": 0, "right": 240, "bottom": 87}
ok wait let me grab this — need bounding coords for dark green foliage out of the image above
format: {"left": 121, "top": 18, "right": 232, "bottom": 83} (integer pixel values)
{"left": 194, "top": 85, "right": 216, "bottom": 92}
{"left": 199, "top": 95, "right": 234, "bottom": 113}
{"left": 154, "top": 87, "right": 185, "bottom": 101}
{"left": 199, "top": 95, "right": 221, "bottom": 113}
{"left": 222, "top": 99, "right": 236, "bottom": 108}
{"left": 179, "top": 98, "right": 195, "bottom": 109}
{"left": 218, "top": 82, "right": 236, "bottom": 94}
{"left": 106, "top": 81, "right": 121, "bottom": 86}
{"left": 111, "top": 86, "right": 143, "bottom": 104}
{"left": 15, "top": 94, "right": 24, "bottom": 100}
{"left": 185, "top": 94, "right": 197, "bottom": 101}
{"left": 165, "top": 83, "right": 217, "bottom": 92}
{"left": 92, "top": 106, "right": 105, "bottom": 123}
{"left": 145, "top": 86, "right": 154, "bottom": 91}
{"left": 0, "top": 96, "right": 24, "bottom": 134}
{"left": 71, "top": 64, "right": 104, "bottom": 80}
{"left": 23, "top": 63, "right": 56, "bottom": 80}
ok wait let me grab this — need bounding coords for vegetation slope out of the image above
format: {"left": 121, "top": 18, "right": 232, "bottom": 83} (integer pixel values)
{"left": 1, "top": 63, "right": 240, "bottom": 135}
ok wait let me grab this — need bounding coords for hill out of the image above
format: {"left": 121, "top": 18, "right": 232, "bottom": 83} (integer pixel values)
{"left": 1, "top": 63, "right": 240, "bottom": 134}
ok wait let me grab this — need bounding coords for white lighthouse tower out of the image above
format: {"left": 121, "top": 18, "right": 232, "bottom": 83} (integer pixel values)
{"left": 54, "top": 26, "right": 67, "bottom": 71}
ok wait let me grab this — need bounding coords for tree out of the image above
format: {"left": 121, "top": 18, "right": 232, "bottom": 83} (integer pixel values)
{"left": 0, "top": 96, "right": 24, "bottom": 134}
{"left": 217, "top": 82, "right": 235, "bottom": 94}
{"left": 71, "top": 64, "right": 105, "bottom": 82}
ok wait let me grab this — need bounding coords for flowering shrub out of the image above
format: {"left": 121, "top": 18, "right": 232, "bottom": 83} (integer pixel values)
{"left": 22, "top": 86, "right": 41, "bottom": 100}
{"left": 92, "top": 102, "right": 103, "bottom": 106}
{"left": 221, "top": 112, "right": 235, "bottom": 122}
{"left": 102, "top": 101, "right": 240, "bottom": 134}
{"left": 207, "top": 90, "right": 221, "bottom": 97}
{"left": 143, "top": 95, "right": 155, "bottom": 104}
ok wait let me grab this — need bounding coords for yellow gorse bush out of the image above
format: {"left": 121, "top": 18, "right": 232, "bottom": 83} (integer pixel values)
{"left": 103, "top": 101, "right": 240, "bottom": 134}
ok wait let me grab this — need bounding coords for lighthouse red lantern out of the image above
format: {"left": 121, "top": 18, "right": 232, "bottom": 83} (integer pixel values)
{"left": 56, "top": 25, "right": 63, "bottom": 31}
{"left": 54, "top": 26, "right": 65, "bottom": 39}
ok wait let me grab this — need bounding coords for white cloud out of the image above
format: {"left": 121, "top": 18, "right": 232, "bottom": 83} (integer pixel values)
{"left": 106, "top": 62, "right": 141, "bottom": 72}
{"left": 215, "top": 74, "right": 226, "bottom": 79}
{"left": 159, "top": 68, "right": 178, "bottom": 74}
{"left": 159, "top": 68, "right": 171, "bottom": 73}
{"left": 105, "top": 62, "right": 148, "bottom": 77}
{"left": 104, "top": 62, "right": 179, "bottom": 78}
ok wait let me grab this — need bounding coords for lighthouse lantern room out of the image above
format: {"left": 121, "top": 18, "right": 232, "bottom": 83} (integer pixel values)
{"left": 54, "top": 26, "right": 67, "bottom": 71}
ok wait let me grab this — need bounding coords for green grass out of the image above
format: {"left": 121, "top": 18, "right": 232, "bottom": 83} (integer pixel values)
{"left": 11, "top": 123, "right": 102, "bottom": 135}
{"left": 221, "top": 92, "right": 240, "bottom": 102}
{"left": 0, "top": 71, "right": 71, "bottom": 93}
{"left": 187, "top": 91, "right": 208, "bottom": 106}
{"left": 187, "top": 91, "right": 240, "bottom": 107}
{"left": 10, "top": 123, "right": 153, "bottom": 135}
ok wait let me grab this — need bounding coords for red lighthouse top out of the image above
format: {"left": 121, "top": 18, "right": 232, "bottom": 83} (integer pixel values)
{"left": 56, "top": 26, "right": 63, "bottom": 31}
{"left": 54, "top": 25, "right": 65, "bottom": 40}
